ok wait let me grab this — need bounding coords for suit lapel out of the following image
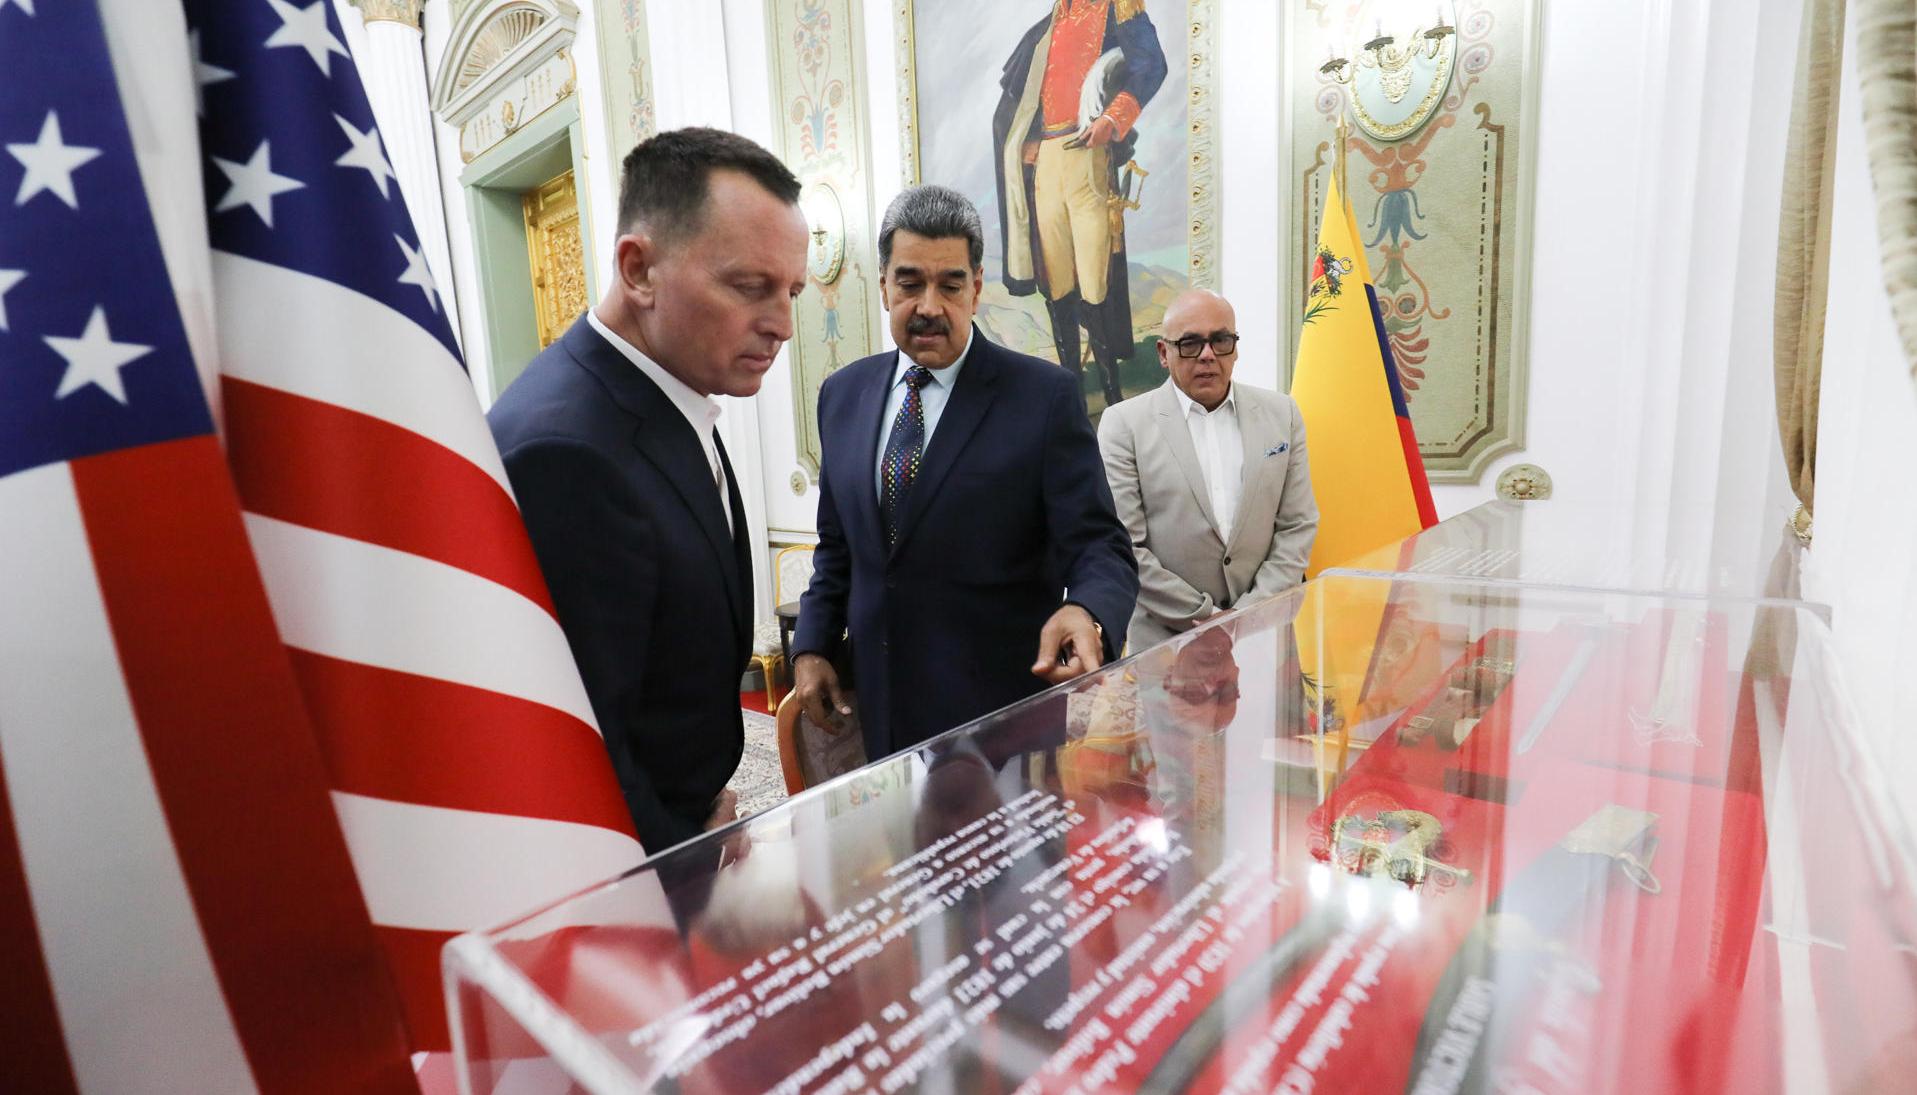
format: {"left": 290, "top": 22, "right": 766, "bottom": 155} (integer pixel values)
{"left": 848, "top": 353, "right": 894, "bottom": 553}
{"left": 1226, "top": 392, "right": 1276, "bottom": 553}
{"left": 1153, "top": 381, "right": 1222, "bottom": 537}
{"left": 715, "top": 432, "right": 752, "bottom": 643}
{"left": 629, "top": 424, "right": 742, "bottom": 624}
{"left": 567, "top": 319, "right": 746, "bottom": 629}
{"left": 891, "top": 331, "right": 999, "bottom": 557}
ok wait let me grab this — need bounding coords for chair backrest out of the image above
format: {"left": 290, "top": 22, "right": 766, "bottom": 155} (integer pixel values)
{"left": 773, "top": 690, "right": 866, "bottom": 795}
{"left": 773, "top": 544, "right": 817, "bottom": 606}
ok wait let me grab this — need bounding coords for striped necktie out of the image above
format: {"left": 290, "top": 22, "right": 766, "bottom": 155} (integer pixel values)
{"left": 879, "top": 365, "right": 934, "bottom": 546}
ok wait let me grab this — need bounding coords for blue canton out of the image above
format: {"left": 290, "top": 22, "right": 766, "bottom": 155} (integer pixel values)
{"left": 0, "top": 0, "right": 211, "bottom": 479}
{"left": 187, "top": 0, "right": 462, "bottom": 360}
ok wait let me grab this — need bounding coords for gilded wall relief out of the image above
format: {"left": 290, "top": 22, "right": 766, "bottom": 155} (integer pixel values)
{"left": 1288, "top": 0, "right": 1539, "bottom": 483}
{"left": 897, "top": 0, "right": 1217, "bottom": 419}
{"left": 594, "top": 0, "right": 657, "bottom": 160}
{"left": 768, "top": 0, "right": 881, "bottom": 480}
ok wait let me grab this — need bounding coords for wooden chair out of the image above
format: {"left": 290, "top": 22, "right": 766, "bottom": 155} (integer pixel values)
{"left": 750, "top": 545, "right": 818, "bottom": 711}
{"left": 774, "top": 689, "right": 867, "bottom": 794}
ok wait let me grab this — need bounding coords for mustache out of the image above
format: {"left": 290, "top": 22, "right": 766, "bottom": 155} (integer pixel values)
{"left": 906, "top": 315, "right": 949, "bottom": 336}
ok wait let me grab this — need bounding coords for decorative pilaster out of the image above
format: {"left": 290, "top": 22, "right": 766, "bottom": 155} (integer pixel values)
{"left": 350, "top": 0, "right": 423, "bottom": 28}
{"left": 348, "top": 0, "right": 458, "bottom": 325}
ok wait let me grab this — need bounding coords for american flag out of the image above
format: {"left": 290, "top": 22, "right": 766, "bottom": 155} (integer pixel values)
{"left": 187, "top": 0, "right": 645, "bottom": 1053}
{"left": 0, "top": 0, "right": 645, "bottom": 1080}
{"left": 0, "top": 1, "right": 415, "bottom": 1090}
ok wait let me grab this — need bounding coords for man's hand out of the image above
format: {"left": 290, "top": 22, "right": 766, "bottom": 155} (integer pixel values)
{"left": 1064, "top": 116, "right": 1118, "bottom": 151}
{"left": 1032, "top": 604, "right": 1105, "bottom": 685}
{"left": 792, "top": 652, "right": 853, "bottom": 734}
{"left": 704, "top": 788, "right": 738, "bottom": 831}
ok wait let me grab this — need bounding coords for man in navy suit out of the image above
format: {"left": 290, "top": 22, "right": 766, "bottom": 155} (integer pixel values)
{"left": 791, "top": 185, "right": 1139, "bottom": 760}
{"left": 489, "top": 129, "right": 808, "bottom": 852}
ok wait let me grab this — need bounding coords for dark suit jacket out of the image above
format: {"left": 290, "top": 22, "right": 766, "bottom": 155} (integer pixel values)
{"left": 793, "top": 330, "right": 1138, "bottom": 760}
{"left": 488, "top": 316, "right": 751, "bottom": 852}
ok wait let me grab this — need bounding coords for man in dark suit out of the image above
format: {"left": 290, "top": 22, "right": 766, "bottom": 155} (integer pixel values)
{"left": 489, "top": 128, "right": 808, "bottom": 852}
{"left": 791, "top": 185, "right": 1139, "bottom": 761}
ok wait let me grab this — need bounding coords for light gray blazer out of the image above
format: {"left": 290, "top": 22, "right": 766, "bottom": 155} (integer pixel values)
{"left": 1098, "top": 379, "right": 1318, "bottom": 650}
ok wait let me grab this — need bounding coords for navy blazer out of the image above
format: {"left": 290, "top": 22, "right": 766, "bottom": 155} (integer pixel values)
{"left": 793, "top": 330, "right": 1138, "bottom": 759}
{"left": 488, "top": 316, "right": 751, "bottom": 853}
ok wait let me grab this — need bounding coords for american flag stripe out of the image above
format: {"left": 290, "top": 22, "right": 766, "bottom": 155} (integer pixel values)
{"left": 76, "top": 438, "right": 421, "bottom": 1091}
{"left": 0, "top": 693, "right": 83, "bottom": 1095}
{"left": 211, "top": 253, "right": 512, "bottom": 495}
{"left": 0, "top": 464, "right": 256, "bottom": 1094}
{"left": 334, "top": 793, "right": 645, "bottom": 932}
{"left": 0, "top": 453, "right": 414, "bottom": 1093}
{"left": 243, "top": 515, "right": 600, "bottom": 728}
{"left": 290, "top": 652, "right": 630, "bottom": 829}
{"left": 223, "top": 377, "right": 558, "bottom": 615}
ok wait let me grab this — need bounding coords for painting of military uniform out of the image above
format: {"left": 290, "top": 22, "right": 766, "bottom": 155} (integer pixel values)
{"left": 900, "top": 0, "right": 1218, "bottom": 416}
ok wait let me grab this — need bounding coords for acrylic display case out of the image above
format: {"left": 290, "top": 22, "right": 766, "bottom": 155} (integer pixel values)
{"left": 444, "top": 567, "right": 1912, "bottom": 1093}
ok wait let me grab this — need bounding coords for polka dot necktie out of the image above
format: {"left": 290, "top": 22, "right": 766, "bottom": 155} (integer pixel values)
{"left": 879, "top": 365, "right": 934, "bottom": 547}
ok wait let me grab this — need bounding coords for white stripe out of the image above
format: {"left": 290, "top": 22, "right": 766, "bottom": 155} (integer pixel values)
{"left": 244, "top": 514, "right": 599, "bottom": 732}
{"left": 99, "top": 0, "right": 222, "bottom": 419}
{"left": 0, "top": 465, "right": 258, "bottom": 1095}
{"left": 210, "top": 251, "right": 512, "bottom": 497}
{"left": 334, "top": 793, "right": 641, "bottom": 932}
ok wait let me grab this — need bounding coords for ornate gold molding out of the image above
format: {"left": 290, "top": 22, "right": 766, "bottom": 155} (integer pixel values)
{"left": 351, "top": 0, "right": 424, "bottom": 29}
{"left": 1187, "top": 0, "right": 1218, "bottom": 290}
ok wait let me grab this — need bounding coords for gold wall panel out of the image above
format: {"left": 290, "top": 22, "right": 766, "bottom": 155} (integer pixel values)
{"left": 524, "top": 170, "right": 589, "bottom": 348}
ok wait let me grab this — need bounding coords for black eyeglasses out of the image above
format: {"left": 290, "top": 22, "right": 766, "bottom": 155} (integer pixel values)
{"left": 1168, "top": 332, "right": 1239, "bottom": 358}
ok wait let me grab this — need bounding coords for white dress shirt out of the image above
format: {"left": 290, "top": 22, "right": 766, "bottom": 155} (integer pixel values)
{"left": 873, "top": 327, "right": 974, "bottom": 498}
{"left": 587, "top": 310, "right": 732, "bottom": 533}
{"left": 1175, "top": 383, "right": 1243, "bottom": 541}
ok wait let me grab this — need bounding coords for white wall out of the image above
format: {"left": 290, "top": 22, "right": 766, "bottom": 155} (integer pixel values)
{"left": 1802, "top": 16, "right": 1917, "bottom": 800}
{"left": 738, "top": 0, "right": 1803, "bottom": 552}
{"left": 418, "top": 0, "right": 1826, "bottom": 614}
{"left": 421, "top": 0, "right": 492, "bottom": 405}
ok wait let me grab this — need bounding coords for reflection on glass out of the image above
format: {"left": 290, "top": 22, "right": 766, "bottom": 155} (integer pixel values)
{"left": 446, "top": 572, "right": 1916, "bottom": 1094}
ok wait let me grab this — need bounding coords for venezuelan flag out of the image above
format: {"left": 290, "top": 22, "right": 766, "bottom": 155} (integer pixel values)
{"left": 1290, "top": 170, "right": 1439, "bottom": 781}
{"left": 1290, "top": 171, "right": 1438, "bottom": 577}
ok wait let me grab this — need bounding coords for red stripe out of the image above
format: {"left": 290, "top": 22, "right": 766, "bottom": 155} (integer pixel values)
{"left": 73, "top": 437, "right": 418, "bottom": 1089}
{"left": 380, "top": 925, "right": 458, "bottom": 1051}
{"left": 0, "top": 760, "right": 81, "bottom": 1095}
{"left": 1395, "top": 414, "right": 1439, "bottom": 528}
{"left": 290, "top": 650, "right": 636, "bottom": 837}
{"left": 222, "top": 377, "right": 558, "bottom": 617}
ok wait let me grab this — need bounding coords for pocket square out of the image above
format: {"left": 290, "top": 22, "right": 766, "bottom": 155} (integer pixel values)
{"left": 1265, "top": 443, "right": 1289, "bottom": 456}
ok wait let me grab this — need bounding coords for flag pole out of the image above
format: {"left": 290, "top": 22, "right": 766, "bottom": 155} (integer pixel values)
{"left": 1334, "top": 112, "right": 1350, "bottom": 198}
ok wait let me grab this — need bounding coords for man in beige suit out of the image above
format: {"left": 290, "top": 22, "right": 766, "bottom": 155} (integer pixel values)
{"left": 1098, "top": 289, "right": 1319, "bottom": 650}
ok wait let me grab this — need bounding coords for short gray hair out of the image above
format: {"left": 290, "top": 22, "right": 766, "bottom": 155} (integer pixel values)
{"left": 878, "top": 185, "right": 984, "bottom": 270}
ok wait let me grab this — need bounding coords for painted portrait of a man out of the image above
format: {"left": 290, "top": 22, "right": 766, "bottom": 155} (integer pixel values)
{"left": 903, "top": 0, "right": 1214, "bottom": 417}
{"left": 993, "top": 0, "right": 1167, "bottom": 409}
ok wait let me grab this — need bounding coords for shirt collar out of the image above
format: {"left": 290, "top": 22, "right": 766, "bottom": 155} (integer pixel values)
{"left": 1175, "top": 381, "right": 1236, "bottom": 419}
{"left": 894, "top": 325, "right": 975, "bottom": 390}
{"left": 587, "top": 309, "right": 721, "bottom": 434}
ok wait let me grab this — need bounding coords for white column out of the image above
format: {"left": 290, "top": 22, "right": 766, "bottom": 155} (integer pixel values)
{"left": 346, "top": 0, "right": 459, "bottom": 330}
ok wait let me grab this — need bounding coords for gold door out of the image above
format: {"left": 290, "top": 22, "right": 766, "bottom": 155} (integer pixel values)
{"left": 523, "top": 170, "right": 588, "bottom": 348}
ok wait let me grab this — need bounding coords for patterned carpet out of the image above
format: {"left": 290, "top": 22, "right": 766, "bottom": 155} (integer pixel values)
{"left": 729, "top": 707, "right": 787, "bottom": 819}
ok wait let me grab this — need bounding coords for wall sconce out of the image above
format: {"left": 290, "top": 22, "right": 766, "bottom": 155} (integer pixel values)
{"left": 1319, "top": 8, "right": 1455, "bottom": 87}
{"left": 1319, "top": 4, "right": 1459, "bottom": 142}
